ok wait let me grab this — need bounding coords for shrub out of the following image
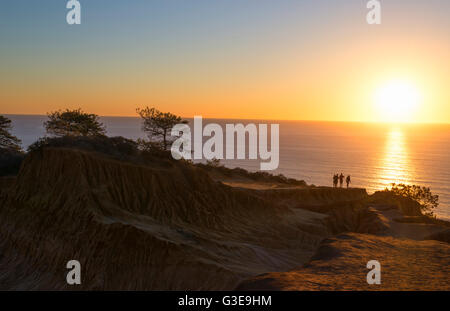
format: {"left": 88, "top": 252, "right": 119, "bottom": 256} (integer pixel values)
{"left": 26, "top": 135, "right": 175, "bottom": 168}
{"left": 385, "top": 183, "right": 439, "bottom": 217}
{"left": 27, "top": 136, "right": 139, "bottom": 160}
{"left": 197, "top": 161, "right": 307, "bottom": 186}
{"left": 136, "top": 138, "right": 173, "bottom": 159}
{"left": 44, "top": 108, "right": 106, "bottom": 137}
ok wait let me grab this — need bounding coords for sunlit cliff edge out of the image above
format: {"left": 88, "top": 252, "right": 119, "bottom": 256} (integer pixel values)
{"left": 0, "top": 143, "right": 448, "bottom": 290}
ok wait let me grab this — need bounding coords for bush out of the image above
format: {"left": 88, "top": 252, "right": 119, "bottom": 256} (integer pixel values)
{"left": 136, "top": 138, "right": 173, "bottom": 159}
{"left": 26, "top": 135, "right": 175, "bottom": 169}
{"left": 27, "top": 136, "right": 139, "bottom": 160}
{"left": 44, "top": 108, "right": 106, "bottom": 137}
{"left": 197, "top": 161, "right": 307, "bottom": 186}
{"left": 385, "top": 183, "right": 439, "bottom": 217}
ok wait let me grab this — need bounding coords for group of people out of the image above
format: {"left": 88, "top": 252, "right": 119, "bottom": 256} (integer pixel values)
{"left": 333, "top": 173, "right": 351, "bottom": 188}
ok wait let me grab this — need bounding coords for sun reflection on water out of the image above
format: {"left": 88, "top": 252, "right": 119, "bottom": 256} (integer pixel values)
{"left": 376, "top": 129, "right": 413, "bottom": 189}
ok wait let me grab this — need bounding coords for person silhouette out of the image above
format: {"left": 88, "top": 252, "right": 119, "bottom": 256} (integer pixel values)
{"left": 346, "top": 175, "right": 351, "bottom": 188}
{"left": 333, "top": 174, "right": 338, "bottom": 188}
{"left": 339, "top": 173, "right": 344, "bottom": 188}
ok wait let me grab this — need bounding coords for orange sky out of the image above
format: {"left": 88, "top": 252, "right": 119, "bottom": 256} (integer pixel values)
{"left": 1, "top": 1, "right": 449, "bottom": 123}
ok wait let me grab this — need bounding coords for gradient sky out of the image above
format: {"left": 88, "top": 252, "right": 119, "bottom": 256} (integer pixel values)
{"left": 0, "top": 0, "right": 449, "bottom": 123}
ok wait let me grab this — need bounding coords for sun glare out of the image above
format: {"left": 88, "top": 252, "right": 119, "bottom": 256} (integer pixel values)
{"left": 374, "top": 80, "right": 422, "bottom": 123}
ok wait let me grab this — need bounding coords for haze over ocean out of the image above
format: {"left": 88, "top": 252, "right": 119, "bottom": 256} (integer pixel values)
{"left": 7, "top": 114, "right": 450, "bottom": 220}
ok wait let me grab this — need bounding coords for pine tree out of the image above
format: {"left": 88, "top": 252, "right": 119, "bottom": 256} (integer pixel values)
{"left": 0, "top": 115, "right": 22, "bottom": 153}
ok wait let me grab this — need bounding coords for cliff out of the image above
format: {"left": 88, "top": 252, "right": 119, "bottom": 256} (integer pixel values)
{"left": 2, "top": 147, "right": 447, "bottom": 290}
{"left": 0, "top": 148, "right": 329, "bottom": 290}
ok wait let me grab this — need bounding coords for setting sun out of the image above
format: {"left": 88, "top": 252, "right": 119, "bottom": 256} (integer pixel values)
{"left": 374, "top": 80, "right": 422, "bottom": 123}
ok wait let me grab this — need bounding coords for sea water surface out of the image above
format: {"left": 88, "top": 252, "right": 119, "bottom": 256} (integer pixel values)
{"left": 6, "top": 115, "right": 450, "bottom": 220}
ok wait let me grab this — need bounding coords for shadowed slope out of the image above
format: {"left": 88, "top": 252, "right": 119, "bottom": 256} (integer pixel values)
{"left": 0, "top": 148, "right": 329, "bottom": 290}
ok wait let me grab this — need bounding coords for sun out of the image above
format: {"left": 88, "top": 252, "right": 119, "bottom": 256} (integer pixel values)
{"left": 374, "top": 80, "right": 422, "bottom": 123}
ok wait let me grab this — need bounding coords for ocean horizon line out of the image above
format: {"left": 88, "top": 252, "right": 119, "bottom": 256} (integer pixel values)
{"left": 3, "top": 113, "right": 449, "bottom": 126}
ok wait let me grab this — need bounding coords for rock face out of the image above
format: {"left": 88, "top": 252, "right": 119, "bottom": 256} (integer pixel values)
{"left": 3, "top": 147, "right": 445, "bottom": 291}
{"left": 0, "top": 148, "right": 332, "bottom": 290}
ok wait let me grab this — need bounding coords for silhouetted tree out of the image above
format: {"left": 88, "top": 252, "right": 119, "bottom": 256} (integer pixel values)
{"left": 136, "top": 107, "right": 186, "bottom": 150}
{"left": 0, "top": 115, "right": 22, "bottom": 153}
{"left": 44, "top": 109, "right": 106, "bottom": 137}
{"left": 387, "top": 183, "right": 439, "bottom": 217}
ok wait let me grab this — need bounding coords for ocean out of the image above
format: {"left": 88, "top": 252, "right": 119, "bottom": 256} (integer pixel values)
{"left": 6, "top": 114, "right": 450, "bottom": 220}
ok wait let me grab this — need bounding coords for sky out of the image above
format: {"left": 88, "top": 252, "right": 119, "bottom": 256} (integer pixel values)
{"left": 0, "top": 0, "right": 449, "bottom": 123}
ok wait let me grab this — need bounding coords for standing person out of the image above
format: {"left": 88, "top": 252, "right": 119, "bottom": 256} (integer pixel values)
{"left": 346, "top": 175, "right": 351, "bottom": 188}
{"left": 339, "top": 173, "right": 344, "bottom": 188}
{"left": 333, "top": 174, "right": 338, "bottom": 188}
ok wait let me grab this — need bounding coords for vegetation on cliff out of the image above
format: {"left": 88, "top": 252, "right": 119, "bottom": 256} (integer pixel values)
{"left": 136, "top": 106, "right": 187, "bottom": 150}
{"left": 0, "top": 115, "right": 24, "bottom": 177}
{"left": 44, "top": 108, "right": 106, "bottom": 137}
{"left": 0, "top": 146, "right": 326, "bottom": 290}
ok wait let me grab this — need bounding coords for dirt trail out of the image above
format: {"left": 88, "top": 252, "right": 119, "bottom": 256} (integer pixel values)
{"left": 369, "top": 205, "right": 446, "bottom": 240}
